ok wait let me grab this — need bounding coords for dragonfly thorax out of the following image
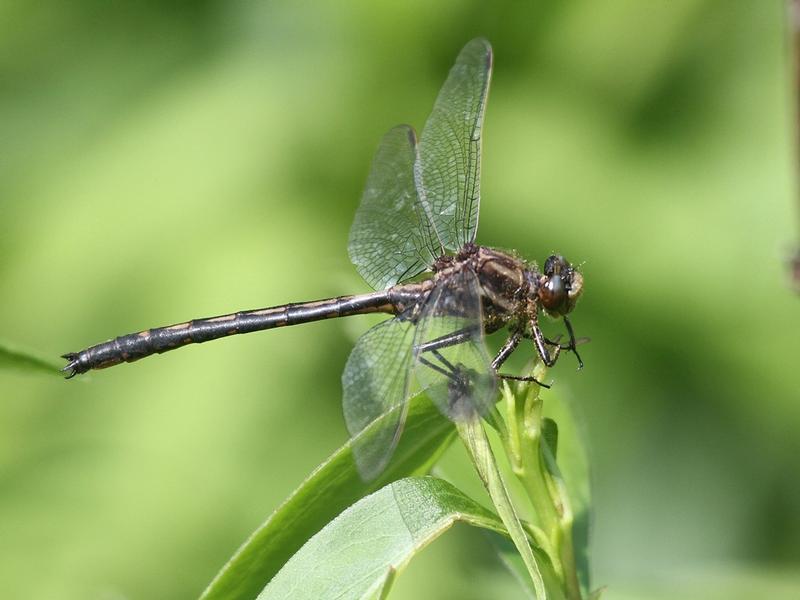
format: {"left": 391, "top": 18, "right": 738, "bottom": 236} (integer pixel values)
{"left": 466, "top": 245, "right": 529, "bottom": 330}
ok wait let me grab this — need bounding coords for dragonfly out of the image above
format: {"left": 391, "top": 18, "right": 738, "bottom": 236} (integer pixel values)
{"left": 63, "top": 38, "right": 585, "bottom": 480}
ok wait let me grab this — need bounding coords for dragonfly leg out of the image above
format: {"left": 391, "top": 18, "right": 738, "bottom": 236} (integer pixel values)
{"left": 531, "top": 311, "right": 561, "bottom": 367}
{"left": 417, "top": 350, "right": 478, "bottom": 416}
{"left": 498, "top": 373, "right": 551, "bottom": 389}
{"left": 417, "top": 354, "right": 455, "bottom": 379}
{"left": 491, "top": 331, "right": 521, "bottom": 370}
{"left": 491, "top": 331, "right": 550, "bottom": 387}
{"left": 540, "top": 322, "right": 586, "bottom": 369}
{"left": 414, "top": 327, "right": 481, "bottom": 380}
{"left": 415, "top": 327, "right": 478, "bottom": 355}
{"left": 543, "top": 333, "right": 563, "bottom": 346}
{"left": 416, "top": 329, "right": 487, "bottom": 415}
{"left": 543, "top": 335, "right": 575, "bottom": 352}
{"left": 563, "top": 316, "right": 584, "bottom": 370}
{"left": 431, "top": 349, "right": 458, "bottom": 374}
{"left": 415, "top": 330, "right": 473, "bottom": 379}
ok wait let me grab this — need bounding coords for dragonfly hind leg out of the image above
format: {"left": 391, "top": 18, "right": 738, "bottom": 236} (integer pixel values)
{"left": 415, "top": 330, "right": 492, "bottom": 418}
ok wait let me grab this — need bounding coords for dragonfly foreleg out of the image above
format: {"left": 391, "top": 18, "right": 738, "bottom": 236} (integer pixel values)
{"left": 530, "top": 311, "right": 561, "bottom": 368}
{"left": 540, "top": 317, "right": 585, "bottom": 369}
{"left": 538, "top": 322, "right": 585, "bottom": 371}
{"left": 563, "top": 316, "right": 584, "bottom": 370}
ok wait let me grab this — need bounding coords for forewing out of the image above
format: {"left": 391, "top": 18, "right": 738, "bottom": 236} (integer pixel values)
{"left": 348, "top": 125, "right": 441, "bottom": 290}
{"left": 342, "top": 316, "right": 416, "bottom": 481}
{"left": 413, "top": 268, "right": 497, "bottom": 422}
{"left": 415, "top": 38, "right": 493, "bottom": 251}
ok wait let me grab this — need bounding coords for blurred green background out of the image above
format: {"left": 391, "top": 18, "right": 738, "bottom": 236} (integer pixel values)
{"left": 2, "top": 1, "right": 799, "bottom": 598}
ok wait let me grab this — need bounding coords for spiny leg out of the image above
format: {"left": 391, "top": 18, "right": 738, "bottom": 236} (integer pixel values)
{"left": 414, "top": 327, "right": 480, "bottom": 379}
{"left": 539, "top": 319, "right": 585, "bottom": 370}
{"left": 415, "top": 330, "right": 473, "bottom": 381}
{"left": 492, "top": 331, "right": 550, "bottom": 388}
{"left": 543, "top": 334, "right": 562, "bottom": 346}
{"left": 421, "top": 328, "right": 523, "bottom": 379}
{"left": 531, "top": 310, "right": 561, "bottom": 368}
{"left": 415, "top": 327, "right": 492, "bottom": 417}
{"left": 420, "top": 328, "right": 551, "bottom": 387}
{"left": 491, "top": 331, "right": 521, "bottom": 371}
{"left": 417, "top": 354, "right": 455, "bottom": 379}
{"left": 415, "top": 327, "right": 477, "bottom": 354}
{"left": 563, "top": 316, "right": 584, "bottom": 369}
{"left": 499, "top": 373, "right": 551, "bottom": 389}
{"left": 416, "top": 343, "right": 477, "bottom": 416}
{"left": 431, "top": 349, "right": 457, "bottom": 374}
{"left": 415, "top": 324, "right": 556, "bottom": 389}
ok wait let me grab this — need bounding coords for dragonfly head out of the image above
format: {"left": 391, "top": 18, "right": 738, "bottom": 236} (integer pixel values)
{"left": 536, "top": 255, "right": 583, "bottom": 317}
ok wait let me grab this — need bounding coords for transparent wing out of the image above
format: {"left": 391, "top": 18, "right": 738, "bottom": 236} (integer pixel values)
{"left": 342, "top": 316, "right": 416, "bottom": 481}
{"left": 413, "top": 268, "right": 497, "bottom": 422}
{"left": 348, "top": 125, "right": 442, "bottom": 291}
{"left": 415, "top": 38, "right": 493, "bottom": 252}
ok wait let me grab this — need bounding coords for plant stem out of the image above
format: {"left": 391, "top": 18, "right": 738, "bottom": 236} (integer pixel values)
{"left": 504, "top": 367, "right": 583, "bottom": 600}
{"left": 457, "top": 416, "right": 549, "bottom": 599}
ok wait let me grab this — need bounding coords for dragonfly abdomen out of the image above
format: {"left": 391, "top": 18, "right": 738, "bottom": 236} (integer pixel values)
{"left": 63, "top": 290, "right": 400, "bottom": 377}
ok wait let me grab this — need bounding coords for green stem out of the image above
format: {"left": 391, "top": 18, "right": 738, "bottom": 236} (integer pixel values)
{"left": 457, "top": 416, "right": 549, "bottom": 599}
{"left": 506, "top": 367, "right": 583, "bottom": 600}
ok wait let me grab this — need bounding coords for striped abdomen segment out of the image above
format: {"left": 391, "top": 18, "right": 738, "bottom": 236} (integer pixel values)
{"left": 62, "top": 287, "right": 423, "bottom": 377}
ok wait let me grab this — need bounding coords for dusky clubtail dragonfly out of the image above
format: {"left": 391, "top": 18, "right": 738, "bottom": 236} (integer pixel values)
{"left": 63, "top": 39, "right": 585, "bottom": 479}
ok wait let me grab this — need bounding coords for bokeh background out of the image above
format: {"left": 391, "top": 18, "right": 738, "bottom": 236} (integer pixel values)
{"left": 2, "top": 1, "right": 799, "bottom": 598}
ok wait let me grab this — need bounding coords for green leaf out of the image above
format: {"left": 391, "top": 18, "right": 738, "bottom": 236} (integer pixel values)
{"left": 362, "top": 568, "right": 396, "bottom": 600}
{"left": 200, "top": 393, "right": 455, "bottom": 600}
{"left": 490, "top": 535, "right": 566, "bottom": 600}
{"left": 542, "top": 418, "right": 558, "bottom": 459}
{"left": 0, "top": 339, "right": 61, "bottom": 376}
{"left": 257, "top": 477, "right": 508, "bottom": 599}
{"left": 491, "top": 535, "right": 538, "bottom": 599}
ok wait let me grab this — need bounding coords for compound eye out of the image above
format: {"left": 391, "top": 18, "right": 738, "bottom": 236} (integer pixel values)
{"left": 539, "top": 274, "right": 567, "bottom": 314}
